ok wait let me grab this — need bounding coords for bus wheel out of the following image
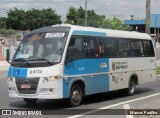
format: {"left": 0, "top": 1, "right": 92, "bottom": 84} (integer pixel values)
{"left": 23, "top": 98, "right": 38, "bottom": 104}
{"left": 120, "top": 79, "right": 136, "bottom": 96}
{"left": 127, "top": 79, "right": 136, "bottom": 95}
{"left": 70, "top": 85, "right": 82, "bottom": 107}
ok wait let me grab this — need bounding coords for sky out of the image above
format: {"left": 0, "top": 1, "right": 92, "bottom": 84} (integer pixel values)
{"left": 0, "top": 0, "right": 160, "bottom": 23}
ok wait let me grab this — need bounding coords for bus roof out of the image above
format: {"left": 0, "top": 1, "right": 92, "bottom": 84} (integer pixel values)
{"left": 52, "top": 24, "right": 151, "bottom": 40}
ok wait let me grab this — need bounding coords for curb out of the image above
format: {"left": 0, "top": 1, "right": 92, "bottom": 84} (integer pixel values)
{"left": 157, "top": 75, "right": 160, "bottom": 78}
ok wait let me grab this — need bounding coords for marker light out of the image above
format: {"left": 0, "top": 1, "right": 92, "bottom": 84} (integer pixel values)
{"left": 7, "top": 77, "right": 13, "bottom": 82}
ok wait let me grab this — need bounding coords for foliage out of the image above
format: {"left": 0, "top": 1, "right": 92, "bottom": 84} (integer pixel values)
{"left": 7, "top": 8, "right": 27, "bottom": 30}
{"left": 66, "top": 6, "right": 78, "bottom": 25}
{"left": 102, "top": 17, "right": 132, "bottom": 31}
{"left": 2, "top": 7, "right": 62, "bottom": 30}
{"left": 156, "top": 67, "right": 160, "bottom": 75}
{"left": 65, "top": 6, "right": 131, "bottom": 31}
{"left": 0, "top": 17, "right": 7, "bottom": 29}
{"left": 0, "top": 6, "right": 131, "bottom": 31}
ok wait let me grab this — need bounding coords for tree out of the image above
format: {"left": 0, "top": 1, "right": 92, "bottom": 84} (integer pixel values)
{"left": 5, "top": 7, "right": 62, "bottom": 30}
{"left": 102, "top": 17, "right": 131, "bottom": 31}
{"left": 77, "top": 6, "right": 85, "bottom": 25}
{"left": 87, "top": 9, "right": 106, "bottom": 28}
{"left": 0, "top": 17, "right": 7, "bottom": 29}
{"left": 65, "top": 6, "right": 78, "bottom": 25}
{"left": 7, "top": 8, "right": 27, "bottom": 30}
{"left": 65, "top": 6, "right": 131, "bottom": 31}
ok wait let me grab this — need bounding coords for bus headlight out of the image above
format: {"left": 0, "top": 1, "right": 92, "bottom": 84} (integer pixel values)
{"left": 43, "top": 75, "right": 62, "bottom": 82}
{"left": 7, "top": 77, "right": 13, "bottom": 82}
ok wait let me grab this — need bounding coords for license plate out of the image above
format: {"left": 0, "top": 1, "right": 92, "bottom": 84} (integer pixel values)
{"left": 21, "top": 84, "right": 31, "bottom": 89}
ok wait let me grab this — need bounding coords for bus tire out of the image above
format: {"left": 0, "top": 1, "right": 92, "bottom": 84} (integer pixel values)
{"left": 23, "top": 98, "right": 38, "bottom": 104}
{"left": 120, "top": 79, "right": 136, "bottom": 96}
{"left": 69, "top": 85, "right": 82, "bottom": 107}
{"left": 127, "top": 79, "right": 136, "bottom": 95}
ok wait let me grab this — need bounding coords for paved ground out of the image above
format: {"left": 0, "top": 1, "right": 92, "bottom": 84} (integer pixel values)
{"left": 0, "top": 61, "right": 9, "bottom": 71}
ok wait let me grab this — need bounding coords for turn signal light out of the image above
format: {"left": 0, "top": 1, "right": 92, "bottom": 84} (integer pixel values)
{"left": 7, "top": 77, "right": 13, "bottom": 82}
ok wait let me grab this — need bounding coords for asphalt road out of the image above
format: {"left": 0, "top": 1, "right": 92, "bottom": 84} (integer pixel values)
{"left": 0, "top": 70, "right": 160, "bottom": 118}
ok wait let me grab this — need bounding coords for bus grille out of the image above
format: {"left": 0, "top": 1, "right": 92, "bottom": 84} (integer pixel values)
{"left": 15, "top": 77, "right": 40, "bottom": 94}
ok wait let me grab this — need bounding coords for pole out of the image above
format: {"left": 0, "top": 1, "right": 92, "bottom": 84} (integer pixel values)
{"left": 85, "top": 0, "right": 87, "bottom": 26}
{"left": 146, "top": 0, "right": 150, "bottom": 35}
{"left": 158, "top": 22, "right": 160, "bottom": 42}
{"left": 154, "top": 16, "right": 157, "bottom": 40}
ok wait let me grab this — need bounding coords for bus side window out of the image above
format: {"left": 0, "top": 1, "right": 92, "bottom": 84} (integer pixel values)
{"left": 98, "top": 37, "right": 118, "bottom": 58}
{"left": 66, "top": 37, "right": 84, "bottom": 61}
{"left": 118, "top": 39, "right": 131, "bottom": 57}
{"left": 84, "top": 36, "right": 98, "bottom": 58}
{"left": 143, "top": 41, "right": 154, "bottom": 57}
{"left": 130, "top": 40, "right": 143, "bottom": 57}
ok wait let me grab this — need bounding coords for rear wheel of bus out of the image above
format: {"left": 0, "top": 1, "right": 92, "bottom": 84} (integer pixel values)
{"left": 23, "top": 98, "right": 38, "bottom": 104}
{"left": 127, "top": 79, "right": 136, "bottom": 95}
{"left": 69, "top": 85, "right": 82, "bottom": 107}
{"left": 120, "top": 78, "right": 136, "bottom": 96}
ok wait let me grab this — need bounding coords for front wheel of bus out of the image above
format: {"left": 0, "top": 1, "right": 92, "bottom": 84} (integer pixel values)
{"left": 23, "top": 98, "right": 38, "bottom": 104}
{"left": 70, "top": 85, "right": 82, "bottom": 107}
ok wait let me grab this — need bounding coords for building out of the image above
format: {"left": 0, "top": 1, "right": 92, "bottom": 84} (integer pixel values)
{"left": 124, "top": 14, "right": 160, "bottom": 41}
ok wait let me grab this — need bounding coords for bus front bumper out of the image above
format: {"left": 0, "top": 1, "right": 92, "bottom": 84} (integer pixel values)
{"left": 7, "top": 77, "right": 64, "bottom": 99}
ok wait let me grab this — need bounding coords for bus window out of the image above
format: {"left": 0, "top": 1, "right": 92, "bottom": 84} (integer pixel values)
{"left": 118, "top": 39, "right": 131, "bottom": 57}
{"left": 66, "top": 36, "right": 84, "bottom": 61}
{"left": 84, "top": 36, "right": 98, "bottom": 58}
{"left": 143, "top": 41, "right": 154, "bottom": 57}
{"left": 130, "top": 40, "right": 143, "bottom": 57}
{"left": 99, "top": 37, "right": 118, "bottom": 58}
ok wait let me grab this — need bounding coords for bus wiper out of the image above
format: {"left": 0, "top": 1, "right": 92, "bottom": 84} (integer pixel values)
{"left": 14, "top": 58, "right": 31, "bottom": 67}
{"left": 28, "top": 58, "right": 53, "bottom": 65}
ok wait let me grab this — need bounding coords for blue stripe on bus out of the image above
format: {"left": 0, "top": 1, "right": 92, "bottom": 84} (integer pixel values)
{"left": 72, "top": 30, "right": 106, "bottom": 37}
{"left": 8, "top": 66, "right": 27, "bottom": 78}
{"left": 63, "top": 58, "right": 109, "bottom": 98}
{"left": 64, "top": 59, "right": 109, "bottom": 75}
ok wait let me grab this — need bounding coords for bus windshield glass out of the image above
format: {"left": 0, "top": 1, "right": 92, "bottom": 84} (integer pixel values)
{"left": 13, "top": 32, "right": 67, "bottom": 63}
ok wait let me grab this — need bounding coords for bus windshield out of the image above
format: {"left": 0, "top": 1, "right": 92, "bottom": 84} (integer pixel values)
{"left": 13, "top": 32, "right": 67, "bottom": 64}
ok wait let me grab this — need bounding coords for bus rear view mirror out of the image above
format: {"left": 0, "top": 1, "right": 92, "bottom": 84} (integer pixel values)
{"left": 3, "top": 48, "right": 11, "bottom": 64}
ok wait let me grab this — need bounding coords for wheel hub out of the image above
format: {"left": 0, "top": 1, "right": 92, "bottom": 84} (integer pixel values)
{"left": 72, "top": 90, "right": 80, "bottom": 102}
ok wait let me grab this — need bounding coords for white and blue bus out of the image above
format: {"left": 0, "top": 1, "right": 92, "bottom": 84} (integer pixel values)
{"left": 7, "top": 24, "right": 156, "bottom": 106}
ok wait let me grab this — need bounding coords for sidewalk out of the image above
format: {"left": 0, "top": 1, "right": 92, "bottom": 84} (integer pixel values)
{"left": 156, "top": 43, "right": 160, "bottom": 48}
{"left": 0, "top": 61, "right": 10, "bottom": 71}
